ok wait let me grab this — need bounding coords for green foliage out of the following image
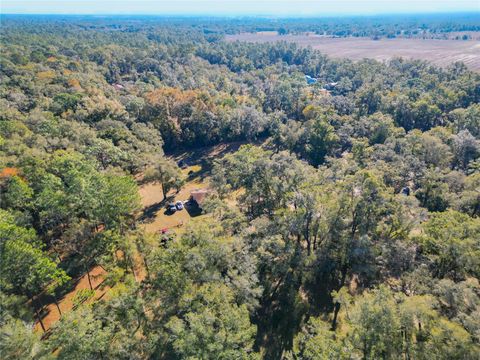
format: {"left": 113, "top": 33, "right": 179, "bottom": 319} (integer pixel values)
{"left": 288, "top": 317, "right": 347, "bottom": 359}
{"left": 165, "top": 283, "right": 258, "bottom": 360}
{"left": 72, "top": 289, "right": 96, "bottom": 309}
{"left": 0, "top": 319, "right": 47, "bottom": 360}
{"left": 144, "top": 159, "right": 183, "bottom": 200}
{"left": 415, "top": 210, "right": 480, "bottom": 280}
{"left": 46, "top": 307, "right": 113, "bottom": 360}
{"left": 0, "top": 210, "right": 70, "bottom": 296}
{"left": 1, "top": 16, "right": 480, "bottom": 360}
{"left": 305, "top": 116, "right": 339, "bottom": 167}
{"left": 292, "top": 286, "right": 479, "bottom": 360}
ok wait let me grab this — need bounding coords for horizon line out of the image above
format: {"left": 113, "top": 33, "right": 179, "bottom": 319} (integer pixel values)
{"left": 2, "top": 10, "right": 479, "bottom": 18}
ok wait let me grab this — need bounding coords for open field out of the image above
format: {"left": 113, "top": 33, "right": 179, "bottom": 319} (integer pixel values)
{"left": 226, "top": 33, "right": 480, "bottom": 71}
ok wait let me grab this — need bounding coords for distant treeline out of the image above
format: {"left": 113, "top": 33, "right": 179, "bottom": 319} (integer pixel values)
{"left": 2, "top": 13, "right": 480, "bottom": 39}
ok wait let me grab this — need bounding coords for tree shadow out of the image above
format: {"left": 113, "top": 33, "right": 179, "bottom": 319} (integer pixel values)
{"left": 184, "top": 202, "right": 203, "bottom": 218}
{"left": 139, "top": 196, "right": 173, "bottom": 223}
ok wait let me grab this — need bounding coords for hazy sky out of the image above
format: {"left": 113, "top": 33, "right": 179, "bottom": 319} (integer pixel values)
{"left": 2, "top": 0, "right": 479, "bottom": 16}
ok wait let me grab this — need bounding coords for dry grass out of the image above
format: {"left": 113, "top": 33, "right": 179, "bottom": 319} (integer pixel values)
{"left": 139, "top": 141, "right": 260, "bottom": 235}
{"left": 226, "top": 33, "right": 480, "bottom": 71}
{"left": 139, "top": 165, "right": 208, "bottom": 235}
{"left": 35, "top": 266, "right": 108, "bottom": 332}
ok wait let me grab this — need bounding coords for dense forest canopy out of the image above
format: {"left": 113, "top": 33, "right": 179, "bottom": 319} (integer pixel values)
{"left": 2, "top": 13, "right": 480, "bottom": 38}
{"left": 0, "top": 15, "right": 479, "bottom": 359}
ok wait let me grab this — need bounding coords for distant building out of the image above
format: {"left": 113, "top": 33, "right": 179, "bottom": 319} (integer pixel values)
{"left": 305, "top": 75, "right": 318, "bottom": 85}
{"left": 324, "top": 82, "right": 338, "bottom": 90}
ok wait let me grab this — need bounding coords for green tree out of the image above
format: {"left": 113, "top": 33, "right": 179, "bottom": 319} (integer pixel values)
{"left": 0, "top": 210, "right": 70, "bottom": 331}
{"left": 144, "top": 159, "right": 183, "bottom": 200}
{"left": 0, "top": 319, "right": 47, "bottom": 360}
{"left": 165, "top": 283, "right": 258, "bottom": 360}
{"left": 46, "top": 307, "right": 113, "bottom": 360}
{"left": 305, "top": 116, "right": 339, "bottom": 167}
{"left": 414, "top": 210, "right": 480, "bottom": 280}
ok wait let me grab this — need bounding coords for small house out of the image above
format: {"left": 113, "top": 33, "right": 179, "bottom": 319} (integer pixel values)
{"left": 189, "top": 189, "right": 210, "bottom": 208}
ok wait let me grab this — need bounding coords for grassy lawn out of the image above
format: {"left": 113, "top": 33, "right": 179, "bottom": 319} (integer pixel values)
{"left": 139, "top": 164, "right": 208, "bottom": 235}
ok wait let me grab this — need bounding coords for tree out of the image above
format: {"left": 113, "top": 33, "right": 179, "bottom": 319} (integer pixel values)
{"left": 96, "top": 174, "right": 141, "bottom": 230}
{"left": 414, "top": 170, "right": 450, "bottom": 212}
{"left": 346, "top": 286, "right": 478, "bottom": 360}
{"left": 0, "top": 175, "right": 33, "bottom": 211}
{"left": 305, "top": 116, "right": 339, "bottom": 167}
{"left": 144, "top": 159, "right": 183, "bottom": 200}
{"left": 0, "top": 319, "right": 46, "bottom": 360}
{"left": 147, "top": 221, "right": 261, "bottom": 316}
{"left": 0, "top": 210, "right": 70, "bottom": 331}
{"left": 414, "top": 210, "right": 480, "bottom": 280}
{"left": 46, "top": 307, "right": 113, "bottom": 360}
{"left": 452, "top": 129, "right": 479, "bottom": 171}
{"left": 288, "top": 317, "right": 347, "bottom": 360}
{"left": 165, "top": 283, "right": 258, "bottom": 360}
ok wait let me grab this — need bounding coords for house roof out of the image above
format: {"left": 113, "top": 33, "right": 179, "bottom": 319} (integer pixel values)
{"left": 190, "top": 189, "right": 210, "bottom": 206}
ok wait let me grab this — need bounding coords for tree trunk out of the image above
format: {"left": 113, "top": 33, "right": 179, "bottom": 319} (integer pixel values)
{"left": 33, "top": 297, "right": 46, "bottom": 333}
{"left": 331, "top": 302, "right": 341, "bottom": 331}
{"left": 162, "top": 183, "right": 167, "bottom": 200}
{"left": 125, "top": 255, "right": 130, "bottom": 273}
{"left": 143, "top": 257, "right": 150, "bottom": 280}
{"left": 332, "top": 266, "right": 349, "bottom": 330}
{"left": 53, "top": 293, "right": 62, "bottom": 316}
{"left": 86, "top": 265, "right": 93, "bottom": 290}
{"left": 304, "top": 214, "right": 311, "bottom": 255}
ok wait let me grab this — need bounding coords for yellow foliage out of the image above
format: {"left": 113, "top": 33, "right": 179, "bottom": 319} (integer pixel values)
{"left": 37, "top": 70, "right": 55, "bottom": 80}
{"left": 145, "top": 87, "right": 198, "bottom": 105}
{"left": 47, "top": 56, "right": 57, "bottom": 62}
{"left": 145, "top": 87, "right": 218, "bottom": 112}
{"left": 67, "top": 78, "right": 82, "bottom": 89}
{"left": 20, "top": 63, "right": 36, "bottom": 71}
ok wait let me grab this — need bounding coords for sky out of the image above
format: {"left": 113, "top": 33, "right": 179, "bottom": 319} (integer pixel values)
{"left": 2, "top": 0, "right": 479, "bottom": 16}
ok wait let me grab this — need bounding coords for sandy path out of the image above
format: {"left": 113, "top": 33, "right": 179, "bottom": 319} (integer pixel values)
{"left": 35, "top": 266, "right": 107, "bottom": 332}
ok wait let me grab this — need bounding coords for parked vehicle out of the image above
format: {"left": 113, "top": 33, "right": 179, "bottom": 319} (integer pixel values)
{"left": 167, "top": 202, "right": 177, "bottom": 213}
{"left": 176, "top": 201, "right": 184, "bottom": 210}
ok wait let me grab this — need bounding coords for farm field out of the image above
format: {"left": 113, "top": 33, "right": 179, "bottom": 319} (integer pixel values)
{"left": 226, "top": 33, "right": 480, "bottom": 71}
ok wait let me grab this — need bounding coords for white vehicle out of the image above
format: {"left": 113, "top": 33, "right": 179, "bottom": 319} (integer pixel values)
{"left": 176, "top": 201, "right": 184, "bottom": 210}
